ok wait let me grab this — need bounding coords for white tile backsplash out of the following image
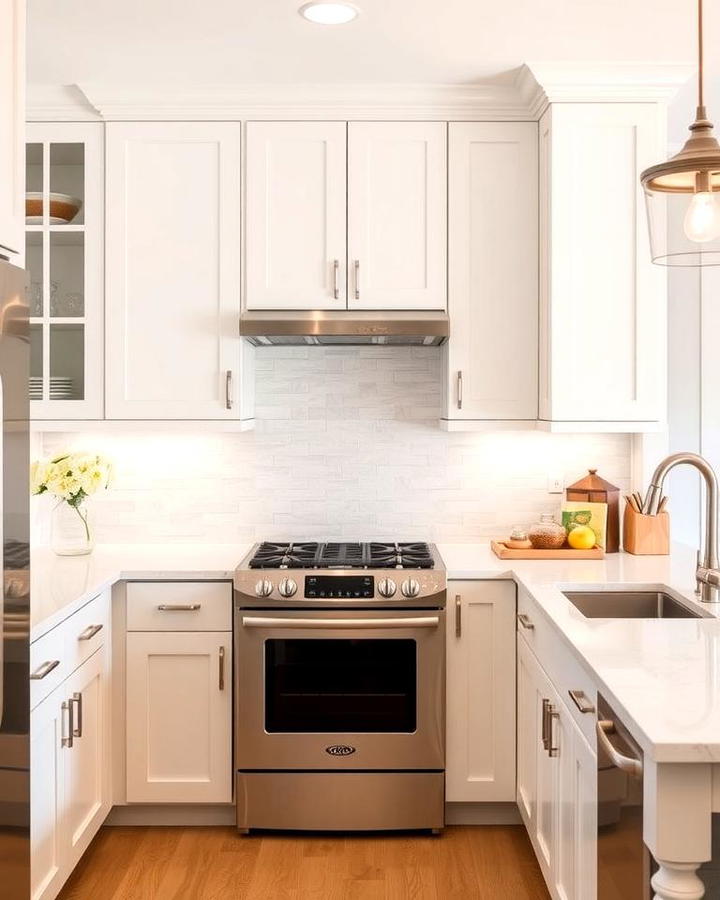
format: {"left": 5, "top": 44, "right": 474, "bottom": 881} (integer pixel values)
{"left": 34, "top": 347, "right": 631, "bottom": 544}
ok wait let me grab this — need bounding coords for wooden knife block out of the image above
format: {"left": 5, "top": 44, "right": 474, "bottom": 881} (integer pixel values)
{"left": 623, "top": 506, "right": 669, "bottom": 555}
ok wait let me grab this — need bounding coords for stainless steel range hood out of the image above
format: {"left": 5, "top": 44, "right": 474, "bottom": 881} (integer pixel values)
{"left": 239, "top": 310, "right": 449, "bottom": 346}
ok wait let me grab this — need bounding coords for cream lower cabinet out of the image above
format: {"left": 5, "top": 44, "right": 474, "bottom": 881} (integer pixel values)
{"left": 517, "top": 633, "right": 597, "bottom": 900}
{"left": 31, "top": 646, "right": 110, "bottom": 900}
{"left": 445, "top": 580, "right": 516, "bottom": 802}
{"left": 126, "top": 631, "right": 232, "bottom": 803}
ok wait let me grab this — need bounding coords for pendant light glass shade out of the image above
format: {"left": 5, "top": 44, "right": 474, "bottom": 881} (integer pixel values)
{"left": 640, "top": 0, "right": 720, "bottom": 266}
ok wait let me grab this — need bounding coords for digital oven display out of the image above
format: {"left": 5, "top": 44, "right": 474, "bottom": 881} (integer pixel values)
{"left": 304, "top": 575, "right": 374, "bottom": 599}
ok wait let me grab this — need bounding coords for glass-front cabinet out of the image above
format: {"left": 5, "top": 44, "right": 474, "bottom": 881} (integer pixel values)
{"left": 25, "top": 123, "right": 103, "bottom": 420}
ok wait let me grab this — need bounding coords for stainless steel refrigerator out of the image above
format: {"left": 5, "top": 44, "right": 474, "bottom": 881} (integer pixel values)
{"left": 0, "top": 258, "right": 29, "bottom": 898}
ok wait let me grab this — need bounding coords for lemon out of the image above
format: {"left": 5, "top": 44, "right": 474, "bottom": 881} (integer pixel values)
{"left": 567, "top": 525, "right": 596, "bottom": 550}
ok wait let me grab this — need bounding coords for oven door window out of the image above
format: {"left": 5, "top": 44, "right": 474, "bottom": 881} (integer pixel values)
{"left": 264, "top": 638, "right": 417, "bottom": 733}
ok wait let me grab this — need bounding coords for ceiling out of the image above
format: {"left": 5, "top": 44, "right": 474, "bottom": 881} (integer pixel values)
{"left": 28, "top": 0, "right": 703, "bottom": 87}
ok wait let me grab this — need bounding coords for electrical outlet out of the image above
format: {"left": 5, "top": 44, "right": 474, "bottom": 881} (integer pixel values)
{"left": 547, "top": 474, "right": 564, "bottom": 494}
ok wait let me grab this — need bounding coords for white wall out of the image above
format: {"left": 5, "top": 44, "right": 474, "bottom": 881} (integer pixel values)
{"left": 33, "top": 347, "right": 631, "bottom": 545}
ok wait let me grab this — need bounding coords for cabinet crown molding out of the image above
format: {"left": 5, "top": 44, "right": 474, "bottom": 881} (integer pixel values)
{"left": 26, "top": 64, "right": 693, "bottom": 123}
{"left": 519, "top": 62, "right": 694, "bottom": 116}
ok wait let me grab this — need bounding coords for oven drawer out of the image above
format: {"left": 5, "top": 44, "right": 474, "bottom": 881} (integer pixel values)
{"left": 127, "top": 582, "right": 232, "bottom": 631}
{"left": 237, "top": 771, "right": 445, "bottom": 832}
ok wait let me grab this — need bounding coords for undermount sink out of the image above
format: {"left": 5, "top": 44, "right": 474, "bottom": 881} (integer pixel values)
{"left": 562, "top": 590, "right": 702, "bottom": 619}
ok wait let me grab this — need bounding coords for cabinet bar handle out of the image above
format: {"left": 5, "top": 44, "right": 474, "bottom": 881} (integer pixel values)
{"left": 517, "top": 613, "right": 534, "bottom": 630}
{"left": 568, "top": 690, "right": 595, "bottom": 714}
{"left": 455, "top": 595, "right": 462, "bottom": 638}
{"left": 548, "top": 707, "right": 559, "bottom": 757}
{"left": 78, "top": 624, "right": 103, "bottom": 641}
{"left": 541, "top": 698, "right": 550, "bottom": 750}
{"left": 333, "top": 259, "right": 340, "bottom": 299}
{"left": 157, "top": 604, "right": 201, "bottom": 612}
{"left": 354, "top": 260, "right": 360, "bottom": 300}
{"left": 30, "top": 659, "right": 60, "bottom": 680}
{"left": 219, "top": 646, "right": 225, "bottom": 691}
{"left": 225, "top": 370, "right": 233, "bottom": 410}
{"left": 72, "top": 692, "right": 83, "bottom": 738}
{"left": 457, "top": 371, "right": 463, "bottom": 409}
{"left": 62, "top": 699, "right": 74, "bottom": 748}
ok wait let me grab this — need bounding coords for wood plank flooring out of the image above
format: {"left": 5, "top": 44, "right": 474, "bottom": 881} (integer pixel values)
{"left": 58, "top": 825, "right": 550, "bottom": 899}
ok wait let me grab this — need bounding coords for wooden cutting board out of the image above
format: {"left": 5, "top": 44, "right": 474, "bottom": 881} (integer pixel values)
{"left": 491, "top": 540, "right": 604, "bottom": 560}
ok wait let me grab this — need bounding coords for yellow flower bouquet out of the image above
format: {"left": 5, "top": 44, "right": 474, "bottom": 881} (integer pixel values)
{"left": 31, "top": 452, "right": 113, "bottom": 555}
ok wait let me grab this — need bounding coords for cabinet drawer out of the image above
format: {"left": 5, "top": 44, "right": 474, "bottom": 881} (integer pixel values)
{"left": 517, "top": 588, "right": 598, "bottom": 746}
{"left": 30, "top": 627, "right": 65, "bottom": 710}
{"left": 63, "top": 592, "right": 110, "bottom": 676}
{"left": 126, "top": 582, "right": 232, "bottom": 631}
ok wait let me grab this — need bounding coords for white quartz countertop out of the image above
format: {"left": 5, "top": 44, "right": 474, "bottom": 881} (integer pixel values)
{"left": 437, "top": 542, "right": 720, "bottom": 764}
{"left": 30, "top": 543, "right": 250, "bottom": 641}
{"left": 31, "top": 540, "right": 720, "bottom": 763}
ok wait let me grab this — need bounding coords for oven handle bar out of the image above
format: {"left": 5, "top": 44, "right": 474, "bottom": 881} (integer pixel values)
{"left": 241, "top": 616, "right": 440, "bottom": 629}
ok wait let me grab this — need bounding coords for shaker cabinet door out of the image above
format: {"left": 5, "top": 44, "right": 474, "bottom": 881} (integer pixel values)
{"left": 347, "top": 122, "right": 446, "bottom": 310}
{"left": 106, "top": 122, "right": 251, "bottom": 421}
{"left": 126, "top": 631, "right": 232, "bottom": 804}
{"left": 245, "top": 122, "right": 347, "bottom": 310}
{"left": 443, "top": 122, "right": 538, "bottom": 425}
{"left": 445, "top": 580, "right": 516, "bottom": 802}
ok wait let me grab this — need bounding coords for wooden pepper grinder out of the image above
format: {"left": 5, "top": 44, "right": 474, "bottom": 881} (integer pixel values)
{"left": 565, "top": 469, "right": 620, "bottom": 553}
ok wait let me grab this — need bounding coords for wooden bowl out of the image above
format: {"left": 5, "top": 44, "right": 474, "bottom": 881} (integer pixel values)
{"left": 26, "top": 192, "right": 82, "bottom": 225}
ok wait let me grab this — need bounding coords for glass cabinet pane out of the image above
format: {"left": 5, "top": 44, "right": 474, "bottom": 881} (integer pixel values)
{"left": 25, "top": 233, "right": 43, "bottom": 317}
{"left": 49, "top": 324, "right": 84, "bottom": 400}
{"left": 49, "top": 232, "right": 84, "bottom": 317}
{"left": 29, "top": 326, "right": 43, "bottom": 401}
{"left": 49, "top": 143, "right": 84, "bottom": 225}
{"left": 26, "top": 144, "right": 43, "bottom": 223}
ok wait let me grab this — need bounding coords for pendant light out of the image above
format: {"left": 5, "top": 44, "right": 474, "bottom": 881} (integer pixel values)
{"left": 641, "top": 0, "right": 720, "bottom": 266}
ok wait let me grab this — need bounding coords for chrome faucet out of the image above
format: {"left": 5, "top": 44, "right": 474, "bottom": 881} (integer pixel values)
{"left": 642, "top": 452, "right": 720, "bottom": 602}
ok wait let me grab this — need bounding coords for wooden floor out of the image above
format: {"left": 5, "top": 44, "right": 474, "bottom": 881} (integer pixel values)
{"left": 59, "top": 825, "right": 550, "bottom": 899}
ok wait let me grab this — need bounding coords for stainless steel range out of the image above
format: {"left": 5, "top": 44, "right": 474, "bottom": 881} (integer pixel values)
{"left": 234, "top": 542, "right": 446, "bottom": 834}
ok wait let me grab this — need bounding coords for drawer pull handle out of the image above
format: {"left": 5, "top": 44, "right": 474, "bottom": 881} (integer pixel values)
{"left": 61, "top": 699, "right": 74, "bottom": 748}
{"left": 78, "top": 624, "right": 103, "bottom": 641}
{"left": 547, "top": 706, "right": 560, "bottom": 757}
{"left": 30, "top": 659, "right": 60, "bottom": 680}
{"left": 541, "top": 698, "right": 550, "bottom": 750}
{"left": 157, "top": 604, "right": 201, "bottom": 612}
{"left": 568, "top": 689, "right": 595, "bottom": 714}
{"left": 517, "top": 613, "right": 534, "bottom": 630}
{"left": 219, "top": 645, "right": 225, "bottom": 691}
{"left": 72, "top": 692, "right": 83, "bottom": 738}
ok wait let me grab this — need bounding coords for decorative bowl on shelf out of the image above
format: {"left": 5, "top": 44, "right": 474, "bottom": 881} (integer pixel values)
{"left": 25, "top": 192, "right": 83, "bottom": 224}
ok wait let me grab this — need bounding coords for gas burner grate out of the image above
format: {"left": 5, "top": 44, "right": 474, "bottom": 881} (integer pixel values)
{"left": 247, "top": 541, "right": 434, "bottom": 570}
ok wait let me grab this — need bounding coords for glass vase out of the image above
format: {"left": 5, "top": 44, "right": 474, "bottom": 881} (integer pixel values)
{"left": 51, "top": 499, "right": 94, "bottom": 556}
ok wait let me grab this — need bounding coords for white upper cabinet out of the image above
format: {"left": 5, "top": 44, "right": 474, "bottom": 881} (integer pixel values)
{"left": 0, "top": 0, "right": 24, "bottom": 258}
{"left": 443, "top": 122, "right": 538, "bottom": 426}
{"left": 245, "top": 122, "right": 347, "bottom": 310}
{"left": 106, "top": 122, "right": 253, "bottom": 422}
{"left": 348, "top": 122, "right": 447, "bottom": 310}
{"left": 539, "top": 103, "right": 667, "bottom": 429}
{"left": 26, "top": 123, "right": 104, "bottom": 421}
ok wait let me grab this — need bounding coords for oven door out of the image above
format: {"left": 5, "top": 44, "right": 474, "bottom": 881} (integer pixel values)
{"left": 236, "top": 608, "right": 445, "bottom": 771}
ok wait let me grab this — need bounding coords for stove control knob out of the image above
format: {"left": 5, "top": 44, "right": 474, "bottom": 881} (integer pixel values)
{"left": 377, "top": 578, "right": 397, "bottom": 598}
{"left": 401, "top": 578, "right": 421, "bottom": 599}
{"left": 255, "top": 578, "right": 274, "bottom": 598}
{"left": 278, "top": 577, "right": 298, "bottom": 598}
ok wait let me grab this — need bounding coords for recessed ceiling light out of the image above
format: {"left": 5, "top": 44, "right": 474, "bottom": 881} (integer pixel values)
{"left": 299, "top": 2, "right": 359, "bottom": 25}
